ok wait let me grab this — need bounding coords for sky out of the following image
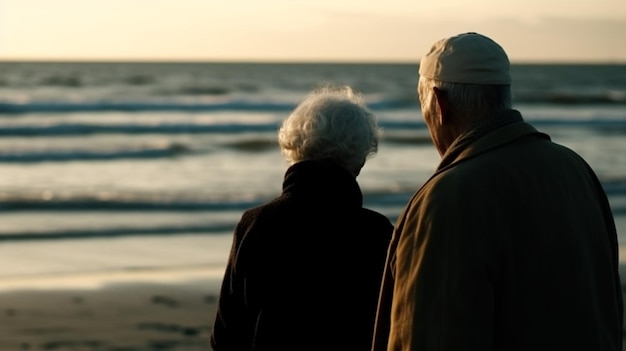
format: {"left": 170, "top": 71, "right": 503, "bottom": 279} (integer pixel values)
{"left": 1, "top": 0, "right": 625, "bottom": 63}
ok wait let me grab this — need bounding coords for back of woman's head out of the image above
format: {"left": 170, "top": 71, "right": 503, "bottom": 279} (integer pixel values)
{"left": 278, "top": 85, "right": 381, "bottom": 175}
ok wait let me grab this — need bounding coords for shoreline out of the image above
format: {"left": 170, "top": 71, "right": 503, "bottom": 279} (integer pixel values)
{"left": 0, "top": 265, "right": 226, "bottom": 292}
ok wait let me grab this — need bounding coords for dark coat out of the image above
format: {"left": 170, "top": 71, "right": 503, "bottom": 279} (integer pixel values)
{"left": 211, "top": 159, "right": 393, "bottom": 351}
{"left": 373, "top": 110, "right": 623, "bottom": 351}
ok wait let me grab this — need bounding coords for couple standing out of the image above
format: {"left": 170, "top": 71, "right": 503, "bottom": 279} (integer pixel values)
{"left": 210, "top": 32, "right": 623, "bottom": 351}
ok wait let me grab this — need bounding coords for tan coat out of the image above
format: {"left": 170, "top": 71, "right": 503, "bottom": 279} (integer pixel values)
{"left": 373, "top": 113, "right": 623, "bottom": 351}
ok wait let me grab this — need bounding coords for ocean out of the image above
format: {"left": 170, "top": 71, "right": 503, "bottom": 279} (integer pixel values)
{"left": 0, "top": 61, "right": 625, "bottom": 289}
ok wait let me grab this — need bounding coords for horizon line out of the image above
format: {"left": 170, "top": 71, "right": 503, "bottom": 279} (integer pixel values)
{"left": 1, "top": 58, "right": 626, "bottom": 65}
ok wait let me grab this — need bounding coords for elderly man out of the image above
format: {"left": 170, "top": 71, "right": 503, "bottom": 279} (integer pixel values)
{"left": 372, "top": 32, "right": 623, "bottom": 351}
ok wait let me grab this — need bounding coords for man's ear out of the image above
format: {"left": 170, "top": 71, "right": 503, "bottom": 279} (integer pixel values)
{"left": 433, "top": 87, "right": 450, "bottom": 125}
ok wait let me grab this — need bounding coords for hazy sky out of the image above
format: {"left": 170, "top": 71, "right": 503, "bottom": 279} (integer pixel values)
{"left": 1, "top": 0, "right": 625, "bottom": 63}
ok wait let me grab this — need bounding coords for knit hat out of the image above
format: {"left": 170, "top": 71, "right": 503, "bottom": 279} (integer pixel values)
{"left": 418, "top": 32, "right": 511, "bottom": 85}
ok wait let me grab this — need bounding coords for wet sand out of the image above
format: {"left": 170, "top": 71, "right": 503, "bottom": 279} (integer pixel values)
{"left": 0, "top": 278, "right": 219, "bottom": 351}
{"left": 1, "top": 271, "right": 625, "bottom": 351}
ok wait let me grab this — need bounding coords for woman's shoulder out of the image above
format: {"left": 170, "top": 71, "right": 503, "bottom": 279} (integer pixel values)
{"left": 360, "top": 208, "right": 394, "bottom": 233}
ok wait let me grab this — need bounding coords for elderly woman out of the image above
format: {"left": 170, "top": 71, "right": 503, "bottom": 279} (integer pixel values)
{"left": 210, "top": 85, "right": 393, "bottom": 351}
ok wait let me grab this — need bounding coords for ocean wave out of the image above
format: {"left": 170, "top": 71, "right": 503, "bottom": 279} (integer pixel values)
{"left": 0, "top": 191, "right": 413, "bottom": 242}
{"left": 0, "top": 101, "right": 298, "bottom": 114}
{"left": 0, "top": 140, "right": 280, "bottom": 164}
{"left": 0, "top": 90, "right": 624, "bottom": 115}
{"left": 0, "top": 184, "right": 624, "bottom": 212}
{"left": 0, "top": 197, "right": 260, "bottom": 212}
{"left": 0, "top": 144, "right": 191, "bottom": 163}
{"left": 0, "top": 190, "right": 413, "bottom": 212}
{"left": 3, "top": 117, "right": 626, "bottom": 139}
{"left": 0, "top": 185, "right": 625, "bottom": 242}
{"left": 515, "top": 91, "right": 626, "bottom": 105}
{"left": 0, "top": 99, "right": 417, "bottom": 114}
{"left": 0, "top": 224, "right": 236, "bottom": 242}
{"left": 603, "top": 180, "right": 626, "bottom": 197}
{"left": 0, "top": 122, "right": 283, "bottom": 136}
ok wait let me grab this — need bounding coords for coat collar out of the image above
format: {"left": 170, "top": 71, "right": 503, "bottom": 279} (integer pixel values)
{"left": 282, "top": 159, "right": 363, "bottom": 207}
{"left": 436, "top": 109, "right": 551, "bottom": 173}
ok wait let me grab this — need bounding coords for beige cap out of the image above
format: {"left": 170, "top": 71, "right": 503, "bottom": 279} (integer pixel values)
{"left": 418, "top": 32, "right": 511, "bottom": 85}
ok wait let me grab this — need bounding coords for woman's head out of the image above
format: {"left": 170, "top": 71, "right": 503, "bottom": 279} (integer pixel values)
{"left": 278, "top": 85, "right": 381, "bottom": 176}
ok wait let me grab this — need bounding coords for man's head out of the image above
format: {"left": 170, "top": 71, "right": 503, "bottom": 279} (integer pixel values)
{"left": 417, "top": 32, "right": 512, "bottom": 155}
{"left": 419, "top": 32, "right": 511, "bottom": 85}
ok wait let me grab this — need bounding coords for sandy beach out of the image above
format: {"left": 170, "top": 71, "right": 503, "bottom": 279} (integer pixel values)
{"left": 0, "top": 271, "right": 221, "bottom": 351}
{"left": 0, "top": 267, "right": 625, "bottom": 351}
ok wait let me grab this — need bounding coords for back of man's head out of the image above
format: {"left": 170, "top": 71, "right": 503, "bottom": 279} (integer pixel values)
{"left": 418, "top": 32, "right": 513, "bottom": 121}
{"left": 419, "top": 32, "right": 511, "bottom": 85}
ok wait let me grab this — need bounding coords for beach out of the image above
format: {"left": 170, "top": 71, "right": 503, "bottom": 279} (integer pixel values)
{"left": 0, "top": 234, "right": 230, "bottom": 351}
{"left": 0, "top": 271, "right": 625, "bottom": 351}
{"left": 0, "top": 272, "right": 221, "bottom": 351}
